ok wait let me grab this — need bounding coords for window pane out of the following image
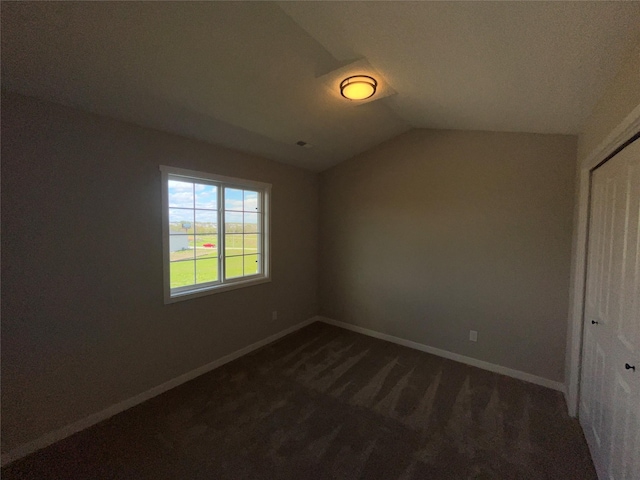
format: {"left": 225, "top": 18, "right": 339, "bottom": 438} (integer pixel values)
{"left": 168, "top": 180, "right": 194, "bottom": 208}
{"left": 196, "top": 258, "right": 218, "bottom": 284}
{"left": 244, "top": 190, "right": 259, "bottom": 212}
{"left": 195, "top": 183, "right": 217, "bottom": 209}
{"left": 195, "top": 210, "right": 217, "bottom": 234}
{"left": 225, "top": 256, "right": 243, "bottom": 279}
{"left": 194, "top": 235, "right": 218, "bottom": 259}
{"left": 244, "top": 254, "right": 259, "bottom": 275}
{"left": 243, "top": 234, "right": 259, "bottom": 254}
{"left": 244, "top": 213, "right": 259, "bottom": 233}
{"left": 225, "top": 188, "right": 243, "bottom": 211}
{"left": 171, "top": 260, "right": 195, "bottom": 288}
{"left": 169, "top": 235, "right": 194, "bottom": 261}
{"left": 169, "top": 208, "right": 194, "bottom": 234}
{"left": 225, "top": 234, "right": 243, "bottom": 257}
{"left": 225, "top": 211, "right": 243, "bottom": 232}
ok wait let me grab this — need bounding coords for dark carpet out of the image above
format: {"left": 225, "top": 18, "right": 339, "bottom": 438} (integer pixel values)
{"left": 2, "top": 322, "right": 596, "bottom": 479}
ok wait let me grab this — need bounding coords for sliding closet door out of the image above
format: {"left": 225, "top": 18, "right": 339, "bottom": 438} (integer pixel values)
{"left": 581, "top": 138, "right": 640, "bottom": 480}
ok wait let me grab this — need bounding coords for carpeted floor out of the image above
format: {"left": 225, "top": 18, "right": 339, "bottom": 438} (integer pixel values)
{"left": 2, "top": 322, "right": 596, "bottom": 479}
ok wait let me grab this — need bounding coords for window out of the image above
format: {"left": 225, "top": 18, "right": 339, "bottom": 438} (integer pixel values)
{"left": 160, "top": 166, "right": 270, "bottom": 303}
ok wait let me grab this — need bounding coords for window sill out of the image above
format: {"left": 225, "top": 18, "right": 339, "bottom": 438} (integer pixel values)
{"left": 164, "top": 276, "right": 271, "bottom": 304}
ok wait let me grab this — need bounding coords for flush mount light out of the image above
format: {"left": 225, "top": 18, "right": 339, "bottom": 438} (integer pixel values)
{"left": 340, "top": 75, "right": 377, "bottom": 100}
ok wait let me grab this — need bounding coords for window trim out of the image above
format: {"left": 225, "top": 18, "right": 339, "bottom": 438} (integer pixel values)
{"left": 160, "top": 165, "right": 271, "bottom": 304}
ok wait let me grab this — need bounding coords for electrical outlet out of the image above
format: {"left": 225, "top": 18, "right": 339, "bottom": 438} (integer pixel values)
{"left": 272, "top": 311, "right": 278, "bottom": 321}
{"left": 469, "top": 330, "right": 478, "bottom": 342}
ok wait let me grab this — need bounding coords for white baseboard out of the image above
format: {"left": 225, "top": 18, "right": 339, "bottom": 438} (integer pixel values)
{"left": 318, "top": 316, "right": 565, "bottom": 393}
{"left": 1, "top": 316, "right": 319, "bottom": 467}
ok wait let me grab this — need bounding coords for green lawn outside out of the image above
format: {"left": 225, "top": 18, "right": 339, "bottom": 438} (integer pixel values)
{"left": 170, "top": 247, "right": 259, "bottom": 288}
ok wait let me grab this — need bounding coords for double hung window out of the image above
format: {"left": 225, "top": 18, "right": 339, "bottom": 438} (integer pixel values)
{"left": 160, "top": 166, "right": 270, "bottom": 302}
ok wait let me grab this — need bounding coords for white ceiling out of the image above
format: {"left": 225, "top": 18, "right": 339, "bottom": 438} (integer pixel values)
{"left": 2, "top": 2, "right": 639, "bottom": 171}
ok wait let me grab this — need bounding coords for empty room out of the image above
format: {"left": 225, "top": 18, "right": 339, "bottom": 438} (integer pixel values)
{"left": 2, "top": 2, "right": 639, "bottom": 479}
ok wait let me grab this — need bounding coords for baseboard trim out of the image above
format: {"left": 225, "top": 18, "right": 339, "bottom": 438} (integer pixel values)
{"left": 318, "top": 316, "right": 565, "bottom": 393}
{"left": 1, "top": 316, "right": 319, "bottom": 467}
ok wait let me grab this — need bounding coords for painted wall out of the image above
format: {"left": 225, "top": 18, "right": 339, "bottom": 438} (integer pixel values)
{"left": 319, "top": 129, "right": 577, "bottom": 383}
{"left": 577, "top": 34, "right": 640, "bottom": 163}
{"left": 1, "top": 93, "right": 319, "bottom": 452}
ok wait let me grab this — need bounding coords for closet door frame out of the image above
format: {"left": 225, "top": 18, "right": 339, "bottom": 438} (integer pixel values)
{"left": 566, "top": 104, "right": 640, "bottom": 419}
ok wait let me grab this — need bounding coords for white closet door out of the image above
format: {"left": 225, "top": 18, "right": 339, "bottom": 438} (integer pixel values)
{"left": 581, "top": 138, "right": 640, "bottom": 480}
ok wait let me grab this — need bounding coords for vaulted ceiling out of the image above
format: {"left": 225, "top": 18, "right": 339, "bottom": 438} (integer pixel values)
{"left": 2, "top": 2, "right": 639, "bottom": 171}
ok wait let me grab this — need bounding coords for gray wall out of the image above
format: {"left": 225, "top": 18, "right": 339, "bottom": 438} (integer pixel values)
{"left": 1, "top": 93, "right": 319, "bottom": 452}
{"left": 577, "top": 33, "right": 640, "bottom": 163}
{"left": 319, "top": 129, "right": 576, "bottom": 382}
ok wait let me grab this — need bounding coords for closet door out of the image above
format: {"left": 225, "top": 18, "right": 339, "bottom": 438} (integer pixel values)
{"left": 581, "top": 138, "right": 640, "bottom": 480}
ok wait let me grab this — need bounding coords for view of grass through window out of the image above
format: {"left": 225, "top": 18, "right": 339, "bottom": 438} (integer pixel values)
{"left": 168, "top": 178, "right": 261, "bottom": 289}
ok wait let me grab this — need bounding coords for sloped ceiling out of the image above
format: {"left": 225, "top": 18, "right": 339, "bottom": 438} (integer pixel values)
{"left": 2, "top": 1, "right": 639, "bottom": 171}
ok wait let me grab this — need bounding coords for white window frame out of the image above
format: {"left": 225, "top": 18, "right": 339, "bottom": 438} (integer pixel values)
{"left": 160, "top": 165, "right": 271, "bottom": 304}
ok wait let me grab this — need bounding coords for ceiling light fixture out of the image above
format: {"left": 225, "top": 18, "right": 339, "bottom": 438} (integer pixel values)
{"left": 340, "top": 75, "right": 377, "bottom": 100}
